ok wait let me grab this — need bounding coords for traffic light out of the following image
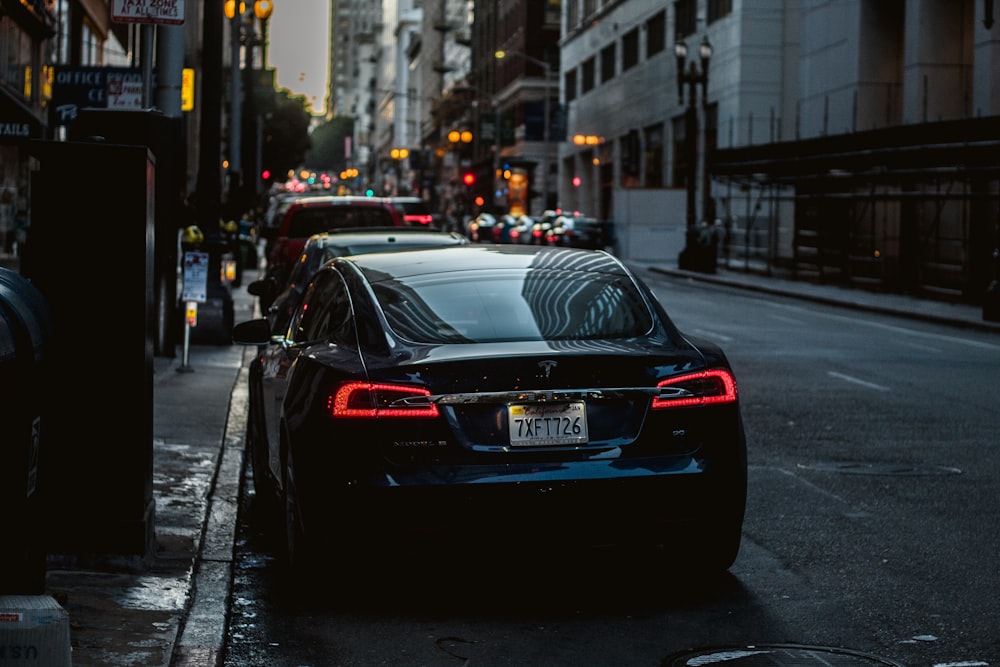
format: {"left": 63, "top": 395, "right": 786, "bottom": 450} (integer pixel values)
{"left": 462, "top": 171, "right": 476, "bottom": 186}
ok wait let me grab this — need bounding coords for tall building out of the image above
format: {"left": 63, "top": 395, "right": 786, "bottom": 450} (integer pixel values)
{"left": 559, "top": 0, "right": 999, "bottom": 302}
{"left": 329, "top": 0, "right": 384, "bottom": 187}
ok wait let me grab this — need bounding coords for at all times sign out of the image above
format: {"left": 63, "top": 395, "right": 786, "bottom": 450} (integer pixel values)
{"left": 112, "top": 0, "right": 185, "bottom": 25}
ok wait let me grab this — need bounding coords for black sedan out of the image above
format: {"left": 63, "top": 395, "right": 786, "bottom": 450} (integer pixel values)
{"left": 233, "top": 245, "right": 747, "bottom": 579}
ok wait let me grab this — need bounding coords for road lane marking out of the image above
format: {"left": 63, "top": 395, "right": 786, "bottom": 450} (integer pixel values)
{"left": 827, "top": 370, "right": 889, "bottom": 391}
{"left": 691, "top": 328, "right": 734, "bottom": 343}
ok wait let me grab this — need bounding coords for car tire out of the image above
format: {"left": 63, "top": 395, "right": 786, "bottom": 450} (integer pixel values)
{"left": 279, "top": 431, "right": 318, "bottom": 583}
{"left": 246, "top": 387, "right": 280, "bottom": 536}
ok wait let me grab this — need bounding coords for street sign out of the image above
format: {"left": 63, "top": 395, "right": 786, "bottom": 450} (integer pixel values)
{"left": 182, "top": 252, "right": 209, "bottom": 303}
{"left": 50, "top": 66, "right": 159, "bottom": 128}
{"left": 112, "top": 0, "right": 185, "bottom": 25}
{"left": 106, "top": 71, "right": 144, "bottom": 108}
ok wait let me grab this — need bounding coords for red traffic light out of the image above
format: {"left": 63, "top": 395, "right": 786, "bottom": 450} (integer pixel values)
{"left": 261, "top": 169, "right": 271, "bottom": 180}
{"left": 462, "top": 172, "right": 476, "bottom": 186}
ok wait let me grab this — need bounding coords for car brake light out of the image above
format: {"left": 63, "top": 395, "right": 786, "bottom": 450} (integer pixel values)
{"left": 651, "top": 370, "right": 737, "bottom": 409}
{"left": 404, "top": 214, "right": 433, "bottom": 225}
{"left": 329, "top": 382, "right": 440, "bottom": 418}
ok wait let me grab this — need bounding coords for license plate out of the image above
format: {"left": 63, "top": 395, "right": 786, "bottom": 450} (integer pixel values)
{"left": 508, "top": 402, "right": 588, "bottom": 446}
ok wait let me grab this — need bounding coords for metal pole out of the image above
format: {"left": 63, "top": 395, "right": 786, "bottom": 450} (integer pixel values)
{"left": 141, "top": 25, "right": 154, "bottom": 107}
{"left": 229, "top": 7, "right": 243, "bottom": 212}
{"left": 542, "top": 62, "right": 550, "bottom": 215}
{"left": 686, "top": 84, "right": 697, "bottom": 232}
{"left": 494, "top": 101, "right": 501, "bottom": 210}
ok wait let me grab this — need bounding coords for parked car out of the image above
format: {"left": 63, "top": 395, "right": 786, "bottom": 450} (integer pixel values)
{"left": 466, "top": 211, "right": 497, "bottom": 242}
{"left": 528, "top": 210, "right": 560, "bottom": 245}
{"left": 265, "top": 195, "right": 404, "bottom": 286}
{"left": 504, "top": 214, "right": 536, "bottom": 244}
{"left": 233, "top": 244, "right": 747, "bottom": 580}
{"left": 259, "top": 191, "right": 308, "bottom": 257}
{"left": 248, "top": 227, "right": 469, "bottom": 333}
{"left": 547, "top": 214, "right": 610, "bottom": 249}
{"left": 387, "top": 196, "right": 434, "bottom": 226}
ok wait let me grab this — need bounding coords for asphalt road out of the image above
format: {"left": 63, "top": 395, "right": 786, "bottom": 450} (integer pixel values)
{"left": 221, "top": 271, "right": 1000, "bottom": 667}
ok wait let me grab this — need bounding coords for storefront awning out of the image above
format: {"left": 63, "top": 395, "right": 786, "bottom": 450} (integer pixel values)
{"left": 0, "top": 91, "right": 46, "bottom": 144}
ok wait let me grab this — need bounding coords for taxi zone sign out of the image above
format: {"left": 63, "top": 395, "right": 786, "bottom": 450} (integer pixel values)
{"left": 112, "top": 0, "right": 184, "bottom": 24}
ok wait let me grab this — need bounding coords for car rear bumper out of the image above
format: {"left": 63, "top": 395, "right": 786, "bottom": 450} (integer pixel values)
{"left": 294, "top": 456, "right": 744, "bottom": 549}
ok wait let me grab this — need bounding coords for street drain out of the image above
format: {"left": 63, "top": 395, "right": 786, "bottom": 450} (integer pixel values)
{"left": 798, "top": 461, "right": 962, "bottom": 476}
{"left": 663, "top": 644, "right": 906, "bottom": 666}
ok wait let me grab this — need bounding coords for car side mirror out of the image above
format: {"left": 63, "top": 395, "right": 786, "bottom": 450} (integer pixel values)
{"left": 232, "top": 318, "right": 273, "bottom": 346}
{"left": 247, "top": 278, "right": 276, "bottom": 298}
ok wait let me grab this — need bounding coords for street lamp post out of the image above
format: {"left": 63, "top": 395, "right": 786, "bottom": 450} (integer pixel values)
{"left": 225, "top": 0, "right": 273, "bottom": 216}
{"left": 225, "top": 0, "right": 244, "bottom": 217}
{"left": 675, "top": 35, "right": 713, "bottom": 272}
{"left": 494, "top": 49, "right": 552, "bottom": 215}
{"left": 390, "top": 147, "right": 409, "bottom": 195}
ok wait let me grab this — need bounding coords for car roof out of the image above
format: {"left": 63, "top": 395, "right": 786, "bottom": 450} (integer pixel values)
{"left": 287, "top": 195, "right": 391, "bottom": 208}
{"left": 339, "top": 244, "right": 622, "bottom": 280}
{"left": 305, "top": 228, "right": 466, "bottom": 248}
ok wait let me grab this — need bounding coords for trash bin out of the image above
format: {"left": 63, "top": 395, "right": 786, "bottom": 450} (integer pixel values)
{"left": 0, "top": 268, "right": 52, "bottom": 594}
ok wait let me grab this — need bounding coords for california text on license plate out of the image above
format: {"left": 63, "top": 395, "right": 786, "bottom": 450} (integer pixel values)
{"left": 508, "top": 402, "right": 588, "bottom": 446}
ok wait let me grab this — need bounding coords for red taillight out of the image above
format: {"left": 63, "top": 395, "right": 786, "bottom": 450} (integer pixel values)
{"left": 651, "top": 370, "right": 738, "bottom": 409}
{"left": 329, "top": 382, "right": 440, "bottom": 418}
{"left": 404, "top": 214, "right": 433, "bottom": 225}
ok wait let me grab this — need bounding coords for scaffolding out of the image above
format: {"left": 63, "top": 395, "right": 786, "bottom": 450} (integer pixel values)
{"left": 710, "top": 117, "right": 1000, "bottom": 304}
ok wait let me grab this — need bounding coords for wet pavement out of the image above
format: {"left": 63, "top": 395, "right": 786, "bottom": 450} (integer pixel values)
{"left": 3, "top": 255, "right": 998, "bottom": 667}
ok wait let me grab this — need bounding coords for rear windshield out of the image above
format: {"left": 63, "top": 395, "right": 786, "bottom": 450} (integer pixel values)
{"left": 287, "top": 206, "right": 395, "bottom": 237}
{"left": 395, "top": 201, "right": 430, "bottom": 215}
{"left": 372, "top": 270, "right": 654, "bottom": 343}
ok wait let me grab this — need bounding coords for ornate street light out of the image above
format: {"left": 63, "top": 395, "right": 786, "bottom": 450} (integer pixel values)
{"left": 224, "top": 0, "right": 246, "bottom": 213}
{"left": 223, "top": 0, "right": 274, "bottom": 211}
{"left": 675, "top": 34, "right": 714, "bottom": 272}
{"left": 253, "top": 0, "right": 273, "bottom": 66}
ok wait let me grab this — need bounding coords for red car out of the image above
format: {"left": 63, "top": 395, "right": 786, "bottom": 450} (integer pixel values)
{"left": 266, "top": 195, "right": 404, "bottom": 283}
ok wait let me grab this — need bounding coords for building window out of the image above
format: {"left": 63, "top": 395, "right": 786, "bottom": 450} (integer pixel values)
{"left": 567, "top": 0, "right": 579, "bottom": 30}
{"left": 622, "top": 27, "right": 639, "bottom": 71}
{"left": 545, "top": 0, "right": 560, "bottom": 27}
{"left": 600, "top": 43, "right": 615, "bottom": 84}
{"left": 708, "top": 0, "right": 732, "bottom": 23}
{"left": 646, "top": 10, "right": 666, "bottom": 58}
{"left": 583, "top": 0, "right": 596, "bottom": 20}
{"left": 565, "top": 68, "right": 577, "bottom": 103}
{"left": 581, "top": 56, "right": 595, "bottom": 94}
{"left": 621, "top": 129, "right": 640, "bottom": 186}
{"left": 674, "top": 0, "right": 696, "bottom": 39}
{"left": 644, "top": 123, "right": 664, "bottom": 188}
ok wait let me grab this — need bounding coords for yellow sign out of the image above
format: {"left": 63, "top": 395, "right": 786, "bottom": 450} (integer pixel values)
{"left": 182, "top": 68, "right": 195, "bottom": 111}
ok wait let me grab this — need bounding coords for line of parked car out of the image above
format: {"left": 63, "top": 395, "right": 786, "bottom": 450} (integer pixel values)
{"left": 466, "top": 209, "right": 613, "bottom": 250}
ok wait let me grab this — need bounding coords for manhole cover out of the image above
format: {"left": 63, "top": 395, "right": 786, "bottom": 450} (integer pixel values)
{"left": 798, "top": 461, "right": 962, "bottom": 476}
{"left": 664, "top": 644, "right": 905, "bottom": 666}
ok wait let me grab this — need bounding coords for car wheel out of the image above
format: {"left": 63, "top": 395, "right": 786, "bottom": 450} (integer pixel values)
{"left": 246, "top": 393, "right": 280, "bottom": 534}
{"left": 279, "top": 430, "right": 317, "bottom": 584}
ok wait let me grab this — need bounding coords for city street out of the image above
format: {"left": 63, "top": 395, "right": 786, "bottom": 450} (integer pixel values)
{"left": 221, "top": 270, "right": 1000, "bottom": 667}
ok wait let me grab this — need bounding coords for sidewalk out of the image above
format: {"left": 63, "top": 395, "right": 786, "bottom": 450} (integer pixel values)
{"left": 645, "top": 261, "right": 1000, "bottom": 334}
{"left": 15, "top": 258, "right": 999, "bottom": 667}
